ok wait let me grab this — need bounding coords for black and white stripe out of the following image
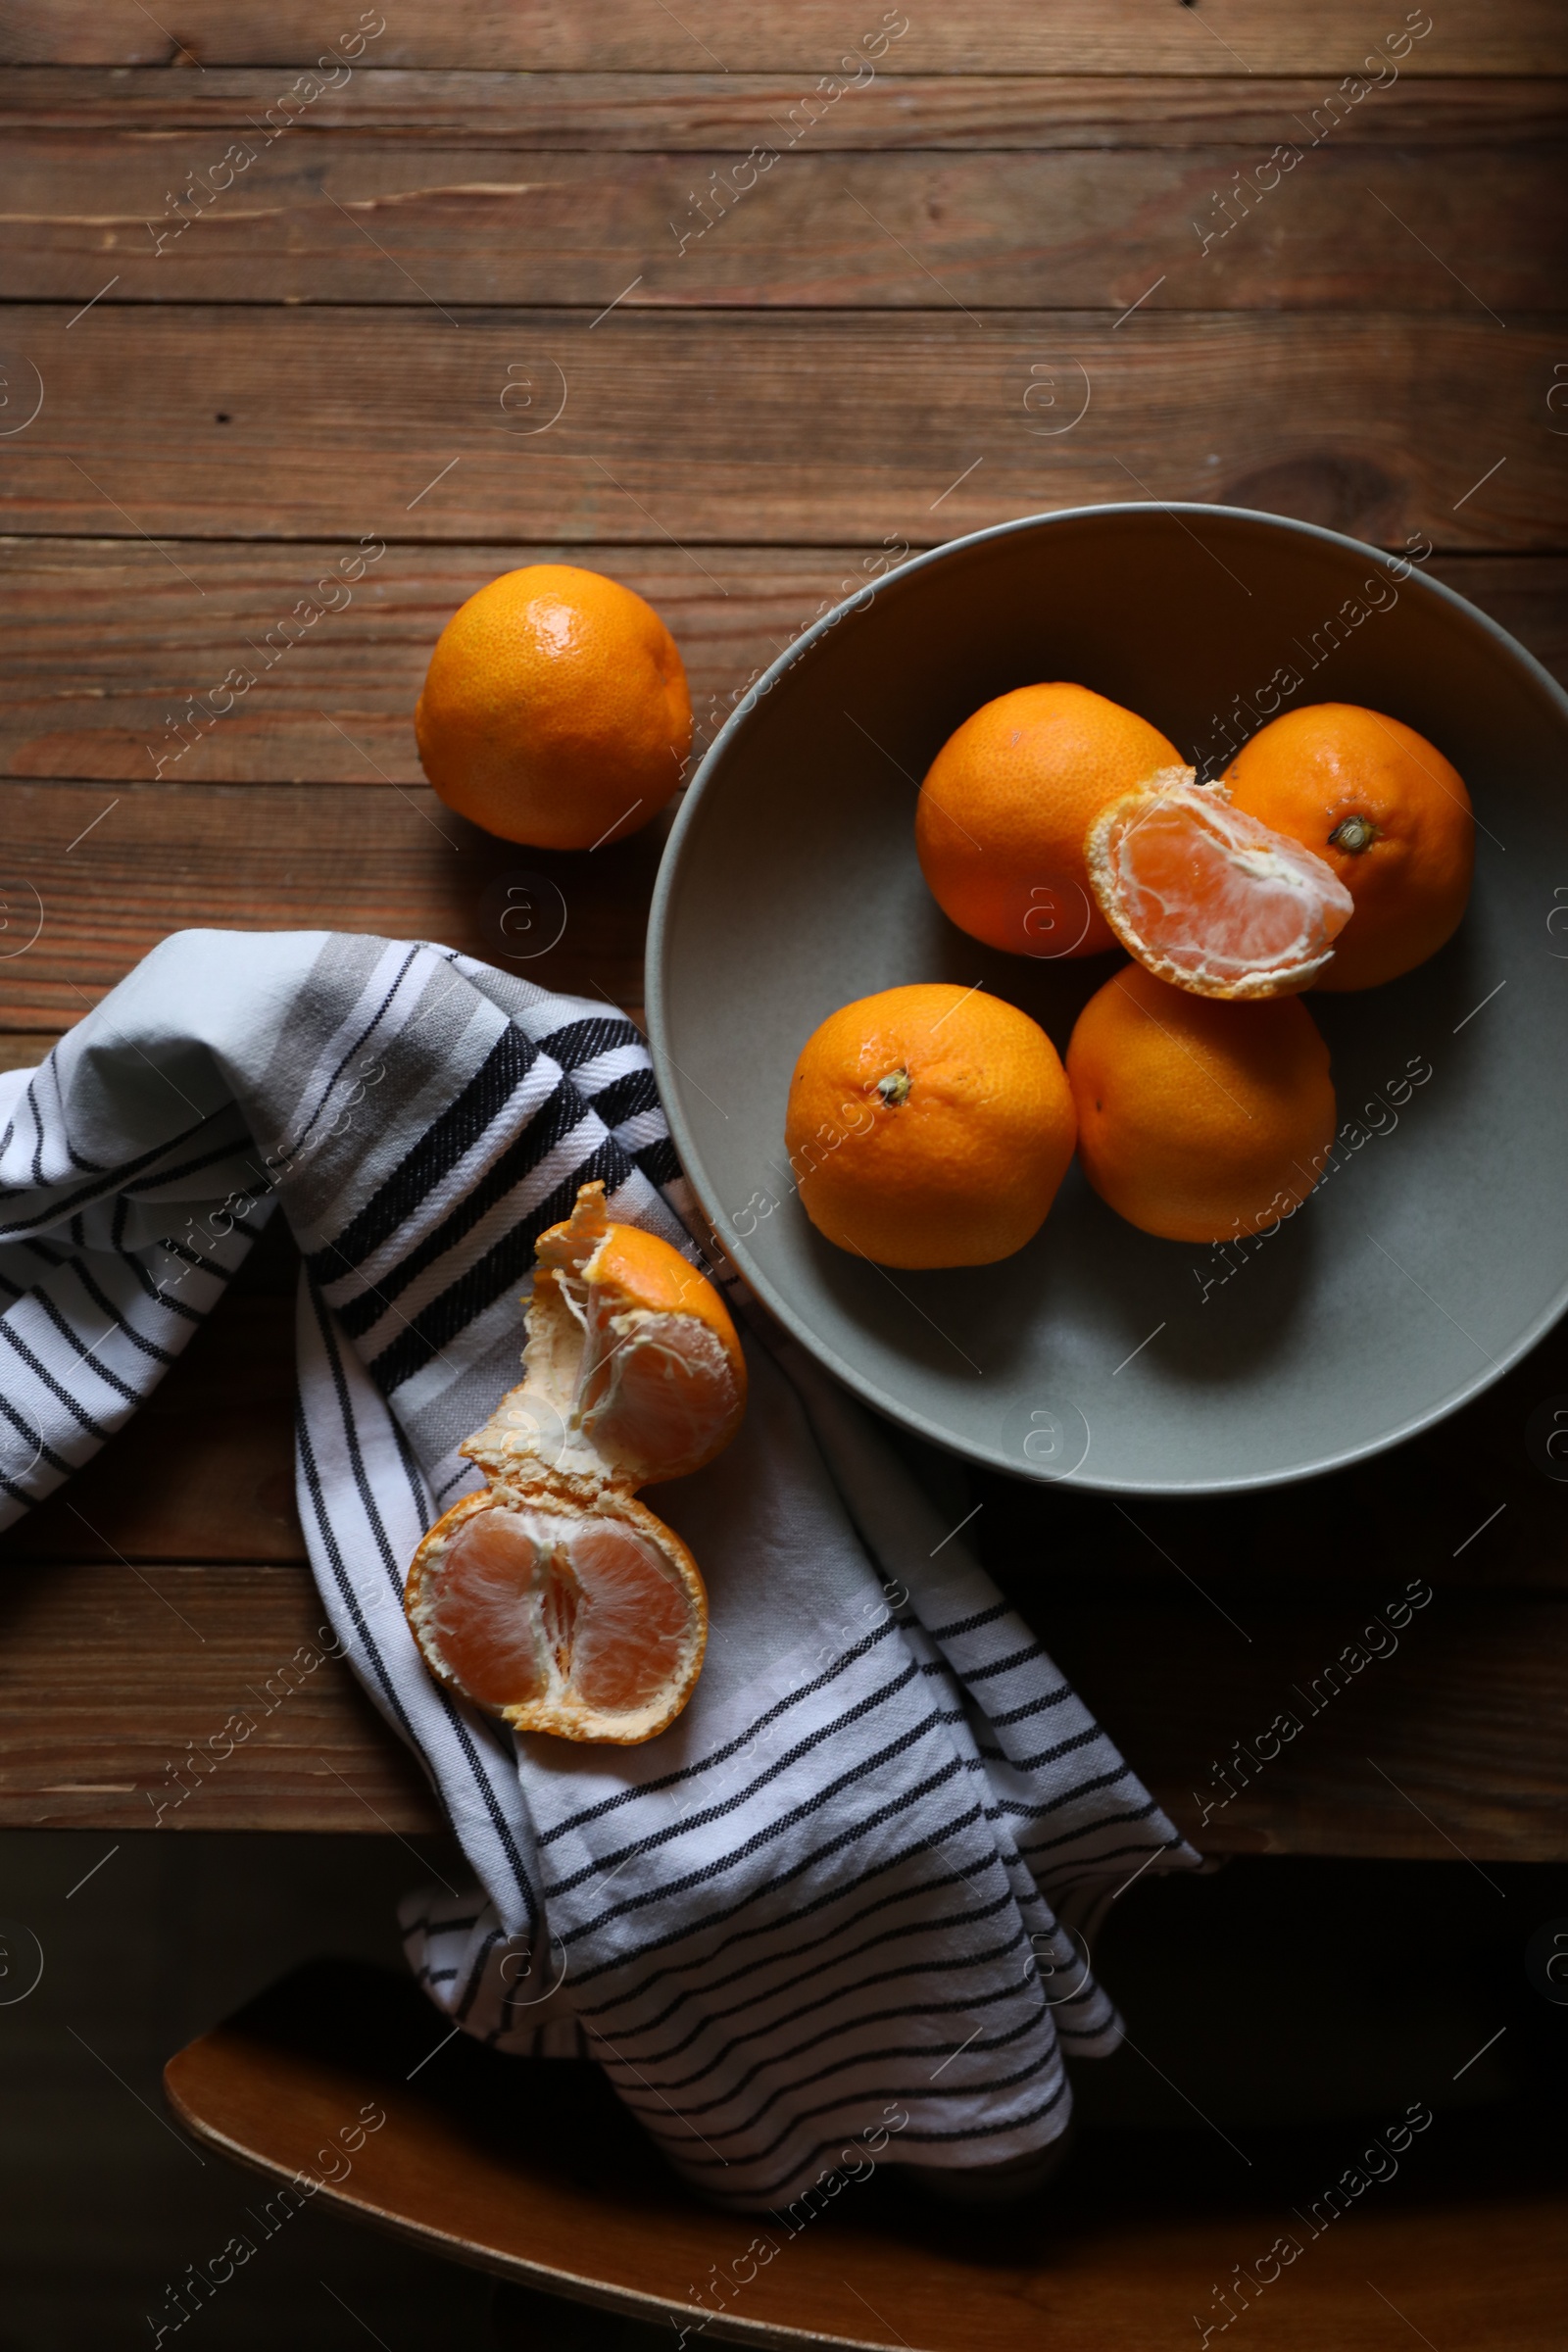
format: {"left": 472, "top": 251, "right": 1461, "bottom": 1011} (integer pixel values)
{"left": 0, "top": 929, "right": 1200, "bottom": 2206}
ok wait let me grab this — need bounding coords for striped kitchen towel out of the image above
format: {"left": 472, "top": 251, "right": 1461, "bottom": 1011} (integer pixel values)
{"left": 0, "top": 929, "right": 1199, "bottom": 2207}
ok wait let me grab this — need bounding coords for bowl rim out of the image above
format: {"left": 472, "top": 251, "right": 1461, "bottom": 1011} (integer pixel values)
{"left": 646, "top": 499, "right": 1568, "bottom": 1494}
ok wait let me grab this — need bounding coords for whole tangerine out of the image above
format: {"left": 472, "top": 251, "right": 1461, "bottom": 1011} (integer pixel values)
{"left": 415, "top": 564, "right": 692, "bottom": 851}
{"left": 1066, "top": 963, "right": 1337, "bottom": 1246}
{"left": 915, "top": 682, "right": 1184, "bottom": 959}
{"left": 784, "top": 982, "right": 1076, "bottom": 1269}
{"left": 1222, "top": 703, "right": 1473, "bottom": 991}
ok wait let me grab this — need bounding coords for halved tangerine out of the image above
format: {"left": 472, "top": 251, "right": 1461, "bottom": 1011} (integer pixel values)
{"left": 408, "top": 1486, "right": 708, "bottom": 1743}
{"left": 1085, "top": 769, "right": 1354, "bottom": 1000}
{"left": 406, "top": 1183, "right": 745, "bottom": 1742}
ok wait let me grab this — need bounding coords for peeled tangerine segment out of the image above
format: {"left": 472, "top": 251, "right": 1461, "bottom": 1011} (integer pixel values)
{"left": 408, "top": 1493, "right": 706, "bottom": 1743}
{"left": 463, "top": 1181, "right": 746, "bottom": 1494}
{"left": 405, "top": 1182, "right": 741, "bottom": 1743}
{"left": 1086, "top": 769, "right": 1355, "bottom": 1000}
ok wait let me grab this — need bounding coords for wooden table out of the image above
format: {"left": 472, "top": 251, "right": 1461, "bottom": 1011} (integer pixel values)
{"left": 1, "top": 3, "right": 1565, "bottom": 1862}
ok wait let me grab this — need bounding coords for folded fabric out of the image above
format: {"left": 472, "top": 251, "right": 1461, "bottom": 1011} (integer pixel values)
{"left": 0, "top": 929, "right": 1199, "bottom": 2206}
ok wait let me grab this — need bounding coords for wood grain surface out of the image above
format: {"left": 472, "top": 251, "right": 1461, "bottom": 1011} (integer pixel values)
{"left": 0, "top": 779, "right": 661, "bottom": 1018}
{"left": 10, "top": 3, "right": 1568, "bottom": 76}
{"left": 1, "top": 5, "right": 1563, "bottom": 1857}
{"left": 4, "top": 70, "right": 1562, "bottom": 147}
{"left": 7, "top": 139, "right": 1560, "bottom": 312}
{"left": 0, "top": 542, "right": 923, "bottom": 787}
{"left": 0, "top": 1221, "right": 1563, "bottom": 1851}
{"left": 4, "top": 1547, "right": 1561, "bottom": 1854}
{"left": 0, "top": 310, "right": 1553, "bottom": 550}
{"left": 0, "top": 545, "right": 1561, "bottom": 794}
{"left": 0, "top": 1559, "right": 437, "bottom": 1834}
{"left": 8, "top": 1214, "right": 1566, "bottom": 1594}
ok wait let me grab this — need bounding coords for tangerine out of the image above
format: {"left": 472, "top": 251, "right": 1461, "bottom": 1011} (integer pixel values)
{"left": 415, "top": 564, "right": 692, "bottom": 851}
{"left": 915, "top": 683, "right": 1184, "bottom": 958}
{"left": 406, "top": 1183, "right": 744, "bottom": 1742}
{"left": 1066, "top": 963, "right": 1337, "bottom": 1245}
{"left": 1086, "top": 770, "right": 1354, "bottom": 999}
{"left": 1222, "top": 703, "right": 1473, "bottom": 990}
{"left": 784, "top": 982, "right": 1076, "bottom": 1269}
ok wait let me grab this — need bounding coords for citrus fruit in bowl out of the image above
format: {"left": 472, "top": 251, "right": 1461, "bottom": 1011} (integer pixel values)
{"left": 1084, "top": 768, "right": 1355, "bottom": 1000}
{"left": 784, "top": 983, "right": 1076, "bottom": 1268}
{"left": 914, "top": 682, "right": 1182, "bottom": 958}
{"left": 1222, "top": 702, "right": 1475, "bottom": 990}
{"left": 647, "top": 503, "right": 1568, "bottom": 1495}
{"left": 1066, "top": 965, "right": 1337, "bottom": 1246}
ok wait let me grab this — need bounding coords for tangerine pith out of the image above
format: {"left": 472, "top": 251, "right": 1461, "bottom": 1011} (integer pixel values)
{"left": 405, "top": 1184, "right": 744, "bottom": 1742}
{"left": 1085, "top": 771, "right": 1354, "bottom": 1000}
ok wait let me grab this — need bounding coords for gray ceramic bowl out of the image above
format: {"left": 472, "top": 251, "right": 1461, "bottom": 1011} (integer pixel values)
{"left": 647, "top": 504, "right": 1568, "bottom": 1494}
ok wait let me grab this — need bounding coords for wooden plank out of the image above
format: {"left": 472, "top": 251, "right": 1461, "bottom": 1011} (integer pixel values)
{"left": 6, "top": 3, "right": 1565, "bottom": 77}
{"left": 8, "top": 1215, "right": 1568, "bottom": 1593}
{"left": 0, "top": 779, "right": 659, "bottom": 1021}
{"left": 0, "top": 543, "right": 1563, "bottom": 789}
{"left": 7, "top": 136, "right": 1560, "bottom": 313}
{"left": 0, "top": 542, "right": 876, "bottom": 784}
{"left": 0, "top": 1545, "right": 1560, "bottom": 1849}
{"left": 1052, "top": 1592, "right": 1568, "bottom": 1862}
{"left": 4, "top": 69, "right": 1562, "bottom": 148}
{"left": 2, "top": 1209, "right": 301, "bottom": 1570}
{"left": 0, "top": 310, "right": 1557, "bottom": 550}
{"left": 0, "top": 1558, "right": 441, "bottom": 1832}
{"left": 0, "top": 1030, "right": 56, "bottom": 1069}
{"left": 1, "top": 1305, "right": 306, "bottom": 1566}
